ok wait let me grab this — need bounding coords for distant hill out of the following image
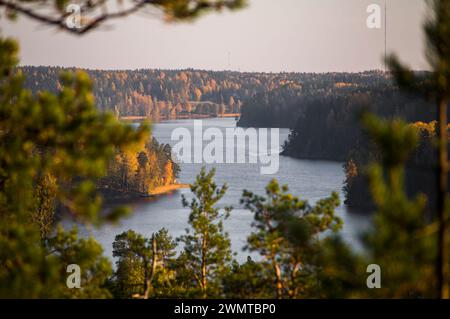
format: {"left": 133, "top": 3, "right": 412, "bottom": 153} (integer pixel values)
{"left": 19, "top": 66, "right": 309, "bottom": 121}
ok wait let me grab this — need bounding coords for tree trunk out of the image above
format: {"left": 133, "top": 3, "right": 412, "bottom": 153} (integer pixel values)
{"left": 201, "top": 233, "right": 207, "bottom": 298}
{"left": 273, "top": 259, "right": 283, "bottom": 299}
{"left": 143, "top": 235, "right": 158, "bottom": 299}
{"left": 437, "top": 97, "right": 449, "bottom": 299}
{"left": 142, "top": 260, "right": 149, "bottom": 299}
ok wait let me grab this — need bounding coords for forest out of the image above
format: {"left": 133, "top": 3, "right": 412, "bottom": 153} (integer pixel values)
{"left": 98, "top": 136, "right": 180, "bottom": 199}
{"left": 20, "top": 66, "right": 276, "bottom": 119}
{"left": 238, "top": 71, "right": 417, "bottom": 128}
{"left": 23, "top": 67, "right": 418, "bottom": 129}
{"left": 1, "top": 0, "right": 450, "bottom": 301}
{"left": 343, "top": 121, "right": 450, "bottom": 212}
{"left": 279, "top": 77, "right": 436, "bottom": 160}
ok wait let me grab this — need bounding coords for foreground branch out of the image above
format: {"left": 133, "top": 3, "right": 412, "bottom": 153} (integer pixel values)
{"left": 0, "top": 0, "right": 152, "bottom": 35}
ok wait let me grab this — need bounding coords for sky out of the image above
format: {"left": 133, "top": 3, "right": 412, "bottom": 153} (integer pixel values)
{"left": 0, "top": 0, "right": 429, "bottom": 72}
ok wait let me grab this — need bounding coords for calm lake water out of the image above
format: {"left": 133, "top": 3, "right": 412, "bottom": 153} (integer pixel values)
{"left": 79, "top": 118, "right": 371, "bottom": 262}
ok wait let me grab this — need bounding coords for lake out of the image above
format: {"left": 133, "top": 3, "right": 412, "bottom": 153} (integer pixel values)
{"left": 79, "top": 118, "right": 371, "bottom": 262}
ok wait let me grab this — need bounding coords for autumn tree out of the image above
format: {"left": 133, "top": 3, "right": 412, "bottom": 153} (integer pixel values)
{"left": 164, "top": 160, "right": 174, "bottom": 185}
{"left": 194, "top": 88, "right": 203, "bottom": 101}
{"left": 100, "top": 137, "right": 179, "bottom": 195}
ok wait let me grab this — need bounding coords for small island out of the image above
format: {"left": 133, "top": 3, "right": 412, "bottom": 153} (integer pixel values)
{"left": 97, "top": 135, "right": 183, "bottom": 204}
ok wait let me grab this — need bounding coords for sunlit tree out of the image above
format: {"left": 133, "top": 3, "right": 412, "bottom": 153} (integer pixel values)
{"left": 241, "top": 179, "right": 342, "bottom": 298}
{"left": 178, "top": 167, "right": 232, "bottom": 298}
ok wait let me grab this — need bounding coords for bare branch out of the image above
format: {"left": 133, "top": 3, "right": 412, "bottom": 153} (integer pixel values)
{"left": 0, "top": 0, "right": 154, "bottom": 35}
{"left": 0, "top": 0, "right": 247, "bottom": 35}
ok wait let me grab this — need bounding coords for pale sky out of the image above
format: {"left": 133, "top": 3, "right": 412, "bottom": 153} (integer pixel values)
{"left": 0, "top": 0, "right": 429, "bottom": 72}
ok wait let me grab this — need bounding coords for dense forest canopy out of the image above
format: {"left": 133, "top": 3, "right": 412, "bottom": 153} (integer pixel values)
{"left": 281, "top": 80, "right": 438, "bottom": 161}
{"left": 21, "top": 67, "right": 428, "bottom": 127}
{"left": 238, "top": 70, "right": 413, "bottom": 128}
{"left": 99, "top": 136, "right": 180, "bottom": 198}
{"left": 20, "top": 66, "right": 281, "bottom": 119}
{"left": 343, "top": 121, "right": 449, "bottom": 214}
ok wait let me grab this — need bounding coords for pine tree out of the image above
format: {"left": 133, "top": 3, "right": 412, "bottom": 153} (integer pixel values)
{"left": 387, "top": 0, "right": 450, "bottom": 298}
{"left": 112, "top": 228, "right": 176, "bottom": 299}
{"left": 241, "top": 179, "right": 342, "bottom": 298}
{"left": 0, "top": 36, "right": 148, "bottom": 297}
{"left": 360, "top": 113, "right": 435, "bottom": 297}
{"left": 32, "top": 172, "right": 57, "bottom": 242}
{"left": 179, "top": 167, "right": 232, "bottom": 298}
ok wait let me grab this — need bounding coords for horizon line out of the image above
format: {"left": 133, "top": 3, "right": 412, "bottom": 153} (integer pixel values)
{"left": 18, "top": 65, "right": 430, "bottom": 75}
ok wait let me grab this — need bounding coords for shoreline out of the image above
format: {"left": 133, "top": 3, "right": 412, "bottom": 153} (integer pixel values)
{"left": 148, "top": 183, "right": 190, "bottom": 196}
{"left": 98, "top": 183, "right": 190, "bottom": 206}
{"left": 120, "top": 114, "right": 240, "bottom": 123}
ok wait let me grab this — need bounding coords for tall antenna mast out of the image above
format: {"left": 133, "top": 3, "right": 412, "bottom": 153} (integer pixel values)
{"left": 384, "top": 0, "right": 387, "bottom": 73}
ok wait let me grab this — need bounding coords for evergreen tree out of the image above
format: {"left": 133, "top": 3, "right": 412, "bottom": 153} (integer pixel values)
{"left": 178, "top": 167, "right": 232, "bottom": 298}
{"left": 222, "top": 258, "right": 271, "bottom": 298}
{"left": 0, "top": 36, "right": 148, "bottom": 297}
{"left": 111, "top": 228, "right": 176, "bottom": 299}
{"left": 241, "top": 179, "right": 342, "bottom": 298}
{"left": 32, "top": 172, "right": 57, "bottom": 241}
{"left": 360, "top": 113, "right": 435, "bottom": 297}
{"left": 0, "top": 0, "right": 246, "bottom": 299}
{"left": 47, "top": 226, "right": 113, "bottom": 298}
{"left": 387, "top": 0, "right": 450, "bottom": 298}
